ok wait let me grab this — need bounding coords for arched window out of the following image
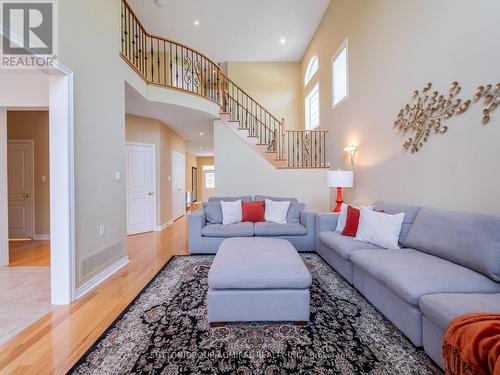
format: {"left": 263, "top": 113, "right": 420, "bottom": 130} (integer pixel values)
{"left": 304, "top": 56, "right": 319, "bottom": 86}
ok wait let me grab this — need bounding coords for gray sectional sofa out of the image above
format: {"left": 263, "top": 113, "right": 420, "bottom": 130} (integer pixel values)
{"left": 316, "top": 201, "right": 500, "bottom": 369}
{"left": 188, "top": 195, "right": 316, "bottom": 253}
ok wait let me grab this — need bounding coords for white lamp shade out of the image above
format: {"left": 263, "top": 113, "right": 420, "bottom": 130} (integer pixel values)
{"left": 327, "top": 170, "right": 353, "bottom": 188}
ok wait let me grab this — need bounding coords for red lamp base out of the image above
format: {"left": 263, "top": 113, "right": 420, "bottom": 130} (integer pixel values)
{"left": 333, "top": 187, "right": 343, "bottom": 212}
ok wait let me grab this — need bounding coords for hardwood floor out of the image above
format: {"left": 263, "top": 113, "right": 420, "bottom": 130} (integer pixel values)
{"left": 9, "top": 241, "right": 50, "bottom": 267}
{"left": 0, "top": 215, "right": 191, "bottom": 374}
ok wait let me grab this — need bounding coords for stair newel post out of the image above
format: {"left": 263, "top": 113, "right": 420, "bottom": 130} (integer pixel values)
{"left": 281, "top": 118, "right": 286, "bottom": 160}
{"left": 273, "top": 129, "right": 278, "bottom": 154}
{"left": 217, "top": 64, "right": 223, "bottom": 108}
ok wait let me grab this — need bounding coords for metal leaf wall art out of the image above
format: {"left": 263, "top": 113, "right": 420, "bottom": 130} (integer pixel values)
{"left": 395, "top": 82, "right": 470, "bottom": 153}
{"left": 395, "top": 81, "right": 500, "bottom": 153}
{"left": 474, "top": 83, "right": 500, "bottom": 125}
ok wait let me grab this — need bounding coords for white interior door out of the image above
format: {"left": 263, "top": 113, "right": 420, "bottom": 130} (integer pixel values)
{"left": 126, "top": 143, "right": 156, "bottom": 235}
{"left": 171, "top": 151, "right": 186, "bottom": 220}
{"left": 8, "top": 140, "right": 34, "bottom": 239}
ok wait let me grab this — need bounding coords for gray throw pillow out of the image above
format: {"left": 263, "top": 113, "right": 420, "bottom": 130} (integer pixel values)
{"left": 287, "top": 202, "right": 305, "bottom": 224}
{"left": 203, "top": 201, "right": 223, "bottom": 224}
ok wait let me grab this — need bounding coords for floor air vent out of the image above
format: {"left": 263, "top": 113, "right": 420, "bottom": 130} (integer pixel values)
{"left": 80, "top": 240, "right": 123, "bottom": 279}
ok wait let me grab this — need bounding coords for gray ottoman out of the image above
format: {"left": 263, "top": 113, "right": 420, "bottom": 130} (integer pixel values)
{"left": 207, "top": 237, "right": 312, "bottom": 326}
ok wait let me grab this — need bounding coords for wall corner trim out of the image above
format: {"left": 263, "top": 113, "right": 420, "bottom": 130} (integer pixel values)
{"left": 75, "top": 256, "right": 129, "bottom": 300}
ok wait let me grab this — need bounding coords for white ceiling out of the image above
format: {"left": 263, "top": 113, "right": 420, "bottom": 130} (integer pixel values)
{"left": 125, "top": 83, "right": 216, "bottom": 156}
{"left": 127, "top": 0, "right": 331, "bottom": 62}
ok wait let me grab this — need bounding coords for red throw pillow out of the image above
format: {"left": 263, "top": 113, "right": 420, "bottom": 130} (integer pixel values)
{"left": 342, "top": 206, "right": 360, "bottom": 237}
{"left": 342, "top": 206, "right": 386, "bottom": 237}
{"left": 242, "top": 201, "right": 265, "bottom": 223}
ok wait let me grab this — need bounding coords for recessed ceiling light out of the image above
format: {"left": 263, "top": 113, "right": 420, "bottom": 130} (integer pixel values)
{"left": 194, "top": 20, "right": 200, "bottom": 26}
{"left": 280, "top": 37, "right": 287, "bottom": 44}
{"left": 199, "top": 132, "right": 204, "bottom": 136}
{"left": 199, "top": 146, "right": 203, "bottom": 149}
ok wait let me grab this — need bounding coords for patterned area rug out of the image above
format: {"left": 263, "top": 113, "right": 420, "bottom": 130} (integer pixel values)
{"left": 71, "top": 254, "right": 441, "bottom": 374}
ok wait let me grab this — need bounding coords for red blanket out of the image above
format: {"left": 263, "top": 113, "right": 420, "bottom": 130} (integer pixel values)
{"left": 443, "top": 314, "right": 500, "bottom": 375}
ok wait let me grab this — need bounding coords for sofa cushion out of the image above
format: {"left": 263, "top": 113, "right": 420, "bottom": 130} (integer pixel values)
{"left": 208, "top": 196, "right": 252, "bottom": 203}
{"left": 202, "top": 201, "right": 222, "bottom": 224}
{"left": 373, "top": 201, "right": 421, "bottom": 245}
{"left": 201, "top": 222, "right": 254, "bottom": 237}
{"left": 318, "top": 231, "right": 382, "bottom": 260}
{"left": 420, "top": 294, "right": 500, "bottom": 330}
{"left": 287, "top": 202, "right": 305, "bottom": 224}
{"left": 208, "top": 238, "right": 311, "bottom": 289}
{"left": 404, "top": 207, "right": 500, "bottom": 282}
{"left": 351, "top": 249, "right": 500, "bottom": 306}
{"left": 254, "top": 195, "right": 298, "bottom": 203}
{"left": 254, "top": 222, "right": 307, "bottom": 236}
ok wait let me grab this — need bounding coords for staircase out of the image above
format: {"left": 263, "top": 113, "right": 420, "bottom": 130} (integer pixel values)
{"left": 121, "top": 0, "right": 329, "bottom": 169}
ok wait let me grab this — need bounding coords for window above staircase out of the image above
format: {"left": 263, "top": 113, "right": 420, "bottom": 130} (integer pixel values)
{"left": 121, "top": 0, "right": 329, "bottom": 169}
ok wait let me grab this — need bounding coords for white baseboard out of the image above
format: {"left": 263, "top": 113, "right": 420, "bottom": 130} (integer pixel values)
{"left": 33, "top": 234, "right": 50, "bottom": 240}
{"left": 75, "top": 256, "right": 129, "bottom": 300}
{"left": 155, "top": 220, "right": 173, "bottom": 232}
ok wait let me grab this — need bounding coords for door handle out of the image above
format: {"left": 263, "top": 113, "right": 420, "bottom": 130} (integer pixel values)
{"left": 22, "top": 193, "right": 30, "bottom": 199}
{"left": 148, "top": 192, "right": 154, "bottom": 196}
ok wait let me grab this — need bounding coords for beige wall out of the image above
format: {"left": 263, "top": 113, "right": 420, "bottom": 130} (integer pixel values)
{"left": 59, "top": 0, "right": 127, "bottom": 286}
{"left": 7, "top": 111, "right": 50, "bottom": 235}
{"left": 197, "top": 156, "right": 215, "bottom": 201}
{"left": 301, "top": 0, "right": 500, "bottom": 213}
{"left": 227, "top": 62, "right": 303, "bottom": 130}
{"left": 214, "top": 121, "right": 329, "bottom": 210}
{"left": 125, "top": 114, "right": 188, "bottom": 225}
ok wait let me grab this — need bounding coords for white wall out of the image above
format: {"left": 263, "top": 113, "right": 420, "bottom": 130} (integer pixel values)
{"left": 301, "top": 0, "right": 500, "bottom": 213}
{"left": 214, "top": 121, "right": 329, "bottom": 211}
{"left": 0, "top": 70, "right": 49, "bottom": 108}
{"left": 124, "top": 68, "right": 220, "bottom": 119}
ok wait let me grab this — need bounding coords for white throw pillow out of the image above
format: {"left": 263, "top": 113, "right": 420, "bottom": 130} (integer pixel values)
{"left": 355, "top": 206, "right": 405, "bottom": 249}
{"left": 335, "top": 203, "right": 349, "bottom": 232}
{"left": 220, "top": 200, "right": 242, "bottom": 225}
{"left": 264, "top": 199, "right": 290, "bottom": 224}
{"left": 335, "top": 203, "right": 374, "bottom": 232}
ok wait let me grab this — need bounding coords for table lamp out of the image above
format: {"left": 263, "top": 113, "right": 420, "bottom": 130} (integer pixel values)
{"left": 327, "top": 170, "right": 353, "bottom": 212}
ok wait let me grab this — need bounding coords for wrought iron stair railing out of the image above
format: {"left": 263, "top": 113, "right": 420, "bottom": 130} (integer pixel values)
{"left": 120, "top": 0, "right": 328, "bottom": 169}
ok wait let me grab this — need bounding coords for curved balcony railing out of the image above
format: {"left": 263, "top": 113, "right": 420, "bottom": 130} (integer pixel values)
{"left": 121, "top": 0, "right": 221, "bottom": 104}
{"left": 121, "top": 0, "right": 328, "bottom": 168}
